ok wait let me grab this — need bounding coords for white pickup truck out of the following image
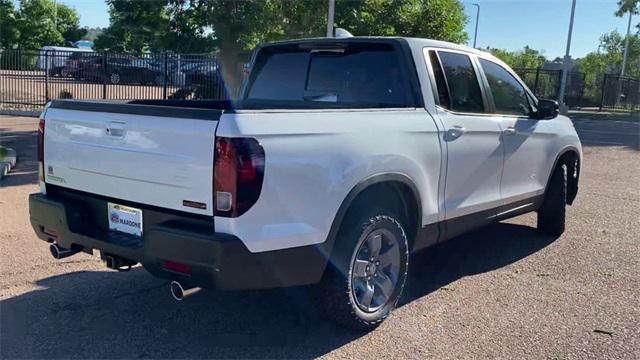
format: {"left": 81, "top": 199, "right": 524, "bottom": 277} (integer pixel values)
{"left": 30, "top": 37, "right": 581, "bottom": 329}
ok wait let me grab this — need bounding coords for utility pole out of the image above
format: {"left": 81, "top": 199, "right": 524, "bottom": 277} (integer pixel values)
{"left": 326, "top": 0, "right": 335, "bottom": 37}
{"left": 558, "top": 0, "right": 576, "bottom": 113}
{"left": 472, "top": 3, "right": 480, "bottom": 48}
{"left": 53, "top": 0, "right": 58, "bottom": 27}
{"left": 620, "top": 10, "right": 633, "bottom": 76}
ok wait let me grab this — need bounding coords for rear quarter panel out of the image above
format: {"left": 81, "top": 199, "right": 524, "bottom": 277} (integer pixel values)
{"left": 215, "top": 109, "right": 442, "bottom": 253}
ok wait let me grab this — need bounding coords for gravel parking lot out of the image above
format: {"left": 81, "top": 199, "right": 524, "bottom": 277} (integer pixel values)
{"left": 1, "top": 114, "right": 638, "bottom": 359}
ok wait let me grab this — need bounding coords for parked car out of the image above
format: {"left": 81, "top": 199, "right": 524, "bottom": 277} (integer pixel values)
{"left": 31, "top": 37, "right": 581, "bottom": 330}
{"left": 79, "top": 56, "right": 162, "bottom": 85}
{"left": 61, "top": 52, "right": 99, "bottom": 78}
{"left": 36, "top": 46, "right": 94, "bottom": 76}
{"left": 184, "top": 63, "right": 219, "bottom": 86}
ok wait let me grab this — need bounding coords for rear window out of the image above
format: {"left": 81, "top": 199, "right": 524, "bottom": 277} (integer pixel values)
{"left": 433, "top": 51, "right": 484, "bottom": 113}
{"left": 244, "top": 42, "right": 415, "bottom": 108}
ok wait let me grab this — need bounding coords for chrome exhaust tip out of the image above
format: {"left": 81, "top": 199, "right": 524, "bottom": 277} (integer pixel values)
{"left": 49, "top": 243, "right": 78, "bottom": 260}
{"left": 170, "top": 281, "right": 201, "bottom": 301}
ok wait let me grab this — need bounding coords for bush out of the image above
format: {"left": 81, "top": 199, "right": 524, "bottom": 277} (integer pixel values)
{"left": 58, "top": 89, "right": 73, "bottom": 99}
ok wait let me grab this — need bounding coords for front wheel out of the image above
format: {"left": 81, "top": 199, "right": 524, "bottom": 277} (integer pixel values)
{"left": 538, "top": 164, "right": 567, "bottom": 236}
{"left": 319, "top": 212, "right": 409, "bottom": 330}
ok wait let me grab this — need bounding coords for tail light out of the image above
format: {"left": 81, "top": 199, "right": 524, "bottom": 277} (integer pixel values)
{"left": 214, "top": 137, "right": 265, "bottom": 217}
{"left": 37, "top": 118, "right": 45, "bottom": 182}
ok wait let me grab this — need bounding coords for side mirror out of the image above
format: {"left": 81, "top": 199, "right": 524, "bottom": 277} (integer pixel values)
{"left": 532, "top": 99, "right": 559, "bottom": 120}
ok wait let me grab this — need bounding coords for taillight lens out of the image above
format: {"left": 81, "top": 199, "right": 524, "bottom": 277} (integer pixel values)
{"left": 37, "top": 118, "right": 45, "bottom": 181}
{"left": 214, "top": 137, "right": 265, "bottom": 217}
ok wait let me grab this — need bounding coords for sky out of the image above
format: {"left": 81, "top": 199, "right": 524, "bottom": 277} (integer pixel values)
{"left": 49, "top": 0, "right": 638, "bottom": 59}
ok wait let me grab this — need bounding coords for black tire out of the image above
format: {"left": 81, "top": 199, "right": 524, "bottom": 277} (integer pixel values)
{"left": 109, "top": 71, "right": 121, "bottom": 85}
{"left": 319, "top": 209, "right": 409, "bottom": 330}
{"left": 538, "top": 163, "right": 567, "bottom": 236}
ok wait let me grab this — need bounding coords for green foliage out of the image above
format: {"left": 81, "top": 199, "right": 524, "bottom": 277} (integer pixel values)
{"left": 0, "top": 0, "right": 20, "bottom": 48}
{"left": 615, "top": 0, "right": 639, "bottom": 16}
{"left": 83, "top": 27, "right": 104, "bottom": 42}
{"left": 577, "top": 30, "right": 639, "bottom": 104}
{"left": 15, "top": 0, "right": 64, "bottom": 48}
{"left": 95, "top": 0, "right": 470, "bottom": 53}
{"left": 95, "top": 0, "right": 468, "bottom": 91}
{"left": 95, "top": 0, "right": 170, "bottom": 53}
{"left": 337, "top": 0, "right": 468, "bottom": 43}
{"left": 488, "top": 46, "right": 546, "bottom": 69}
{"left": 584, "top": 30, "right": 640, "bottom": 79}
{"left": 55, "top": 3, "right": 87, "bottom": 43}
{"left": 0, "top": 0, "right": 86, "bottom": 49}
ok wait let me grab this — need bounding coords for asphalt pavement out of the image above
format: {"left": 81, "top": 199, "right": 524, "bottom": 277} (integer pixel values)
{"left": 0, "top": 114, "right": 638, "bottom": 359}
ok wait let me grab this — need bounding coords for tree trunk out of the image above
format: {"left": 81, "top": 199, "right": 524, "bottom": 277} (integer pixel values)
{"left": 217, "top": 44, "right": 244, "bottom": 99}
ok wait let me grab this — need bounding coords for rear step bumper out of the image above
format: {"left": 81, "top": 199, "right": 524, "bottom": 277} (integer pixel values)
{"left": 29, "top": 193, "right": 329, "bottom": 290}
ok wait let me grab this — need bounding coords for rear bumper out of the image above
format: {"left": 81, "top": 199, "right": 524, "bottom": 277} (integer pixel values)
{"left": 29, "top": 192, "right": 329, "bottom": 290}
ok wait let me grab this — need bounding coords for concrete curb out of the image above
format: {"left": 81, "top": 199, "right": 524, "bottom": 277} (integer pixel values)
{"left": 0, "top": 147, "right": 18, "bottom": 179}
{"left": 0, "top": 109, "right": 41, "bottom": 118}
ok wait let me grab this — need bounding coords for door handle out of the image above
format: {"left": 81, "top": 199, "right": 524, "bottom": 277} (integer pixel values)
{"left": 106, "top": 121, "right": 126, "bottom": 138}
{"left": 446, "top": 125, "right": 466, "bottom": 140}
{"left": 502, "top": 127, "right": 517, "bottom": 135}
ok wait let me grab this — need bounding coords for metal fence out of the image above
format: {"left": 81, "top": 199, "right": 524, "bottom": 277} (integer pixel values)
{"left": 513, "top": 68, "right": 586, "bottom": 108}
{"left": 0, "top": 49, "right": 230, "bottom": 112}
{"left": 599, "top": 74, "right": 640, "bottom": 111}
{"left": 1, "top": 49, "right": 638, "bottom": 113}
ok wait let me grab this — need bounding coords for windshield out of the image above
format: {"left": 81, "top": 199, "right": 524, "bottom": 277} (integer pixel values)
{"left": 244, "top": 42, "right": 415, "bottom": 108}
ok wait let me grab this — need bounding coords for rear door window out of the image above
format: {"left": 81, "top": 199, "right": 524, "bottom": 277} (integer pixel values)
{"left": 245, "top": 43, "right": 414, "bottom": 108}
{"left": 434, "top": 51, "right": 484, "bottom": 113}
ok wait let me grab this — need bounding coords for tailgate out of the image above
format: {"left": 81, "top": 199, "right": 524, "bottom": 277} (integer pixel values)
{"left": 43, "top": 101, "right": 220, "bottom": 216}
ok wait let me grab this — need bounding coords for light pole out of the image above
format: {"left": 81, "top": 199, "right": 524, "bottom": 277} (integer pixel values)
{"left": 620, "top": 10, "right": 633, "bottom": 77}
{"left": 472, "top": 3, "right": 480, "bottom": 48}
{"left": 326, "top": 0, "right": 335, "bottom": 37}
{"left": 558, "top": 0, "right": 576, "bottom": 113}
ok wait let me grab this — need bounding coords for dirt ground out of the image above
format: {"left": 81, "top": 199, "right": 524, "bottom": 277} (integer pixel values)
{"left": 0, "top": 114, "right": 638, "bottom": 359}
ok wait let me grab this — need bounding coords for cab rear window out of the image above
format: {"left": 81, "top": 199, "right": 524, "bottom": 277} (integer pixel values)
{"left": 244, "top": 42, "right": 416, "bottom": 109}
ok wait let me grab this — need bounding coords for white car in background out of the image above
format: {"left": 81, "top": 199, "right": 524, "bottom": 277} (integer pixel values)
{"left": 36, "top": 46, "right": 94, "bottom": 76}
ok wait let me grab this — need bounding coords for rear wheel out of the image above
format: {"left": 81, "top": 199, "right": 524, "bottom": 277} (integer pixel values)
{"left": 538, "top": 164, "right": 567, "bottom": 236}
{"left": 109, "top": 72, "right": 121, "bottom": 85}
{"left": 319, "top": 210, "right": 409, "bottom": 330}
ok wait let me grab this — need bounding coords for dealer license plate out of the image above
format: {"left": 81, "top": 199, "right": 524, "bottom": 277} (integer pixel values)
{"left": 107, "top": 203, "right": 143, "bottom": 237}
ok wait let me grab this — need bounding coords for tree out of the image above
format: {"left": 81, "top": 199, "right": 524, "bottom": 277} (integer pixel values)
{"left": 576, "top": 30, "right": 640, "bottom": 104}
{"left": 11, "top": 0, "right": 86, "bottom": 49}
{"left": 95, "top": 0, "right": 469, "bottom": 91}
{"left": 83, "top": 27, "right": 105, "bottom": 42}
{"left": 615, "top": 0, "right": 639, "bottom": 16}
{"left": 95, "top": 0, "right": 214, "bottom": 53}
{"left": 95, "top": 0, "right": 171, "bottom": 53}
{"left": 487, "top": 46, "right": 546, "bottom": 69}
{"left": 187, "top": 0, "right": 469, "bottom": 91}
{"left": 337, "top": 0, "right": 468, "bottom": 43}
{"left": 15, "top": 0, "right": 63, "bottom": 48}
{"left": 55, "top": 3, "right": 87, "bottom": 44}
{"left": 0, "top": 0, "right": 20, "bottom": 48}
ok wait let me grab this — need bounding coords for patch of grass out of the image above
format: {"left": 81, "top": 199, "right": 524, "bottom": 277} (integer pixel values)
{"left": 569, "top": 110, "right": 640, "bottom": 123}
{"left": 0, "top": 146, "right": 7, "bottom": 159}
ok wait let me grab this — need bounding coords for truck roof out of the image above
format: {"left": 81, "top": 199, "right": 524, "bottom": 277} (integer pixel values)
{"left": 259, "top": 36, "right": 500, "bottom": 63}
{"left": 261, "top": 36, "right": 486, "bottom": 54}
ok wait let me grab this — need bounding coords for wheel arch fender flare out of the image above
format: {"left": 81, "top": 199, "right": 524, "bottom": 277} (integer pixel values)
{"left": 321, "top": 172, "right": 422, "bottom": 259}
{"left": 545, "top": 145, "right": 581, "bottom": 204}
